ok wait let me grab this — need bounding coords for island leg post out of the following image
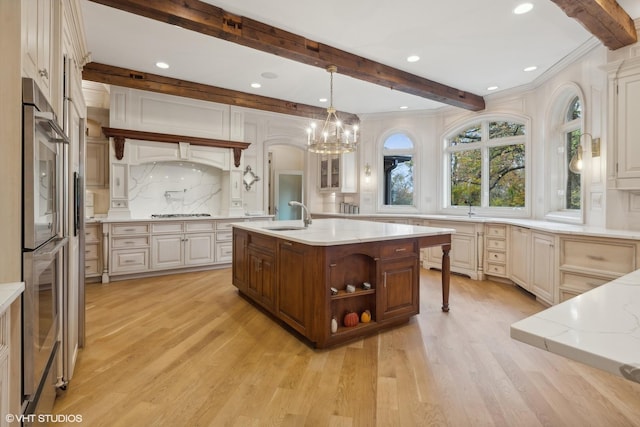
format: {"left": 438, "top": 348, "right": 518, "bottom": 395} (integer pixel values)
{"left": 441, "top": 243, "right": 451, "bottom": 312}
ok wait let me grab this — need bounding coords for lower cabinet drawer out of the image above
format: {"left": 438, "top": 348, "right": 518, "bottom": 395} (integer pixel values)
{"left": 111, "top": 249, "right": 149, "bottom": 274}
{"left": 216, "top": 231, "right": 232, "bottom": 242}
{"left": 486, "top": 238, "right": 506, "bottom": 250}
{"left": 486, "top": 263, "right": 506, "bottom": 276}
{"left": 560, "top": 271, "right": 610, "bottom": 295}
{"left": 487, "top": 251, "right": 506, "bottom": 263}
{"left": 85, "top": 243, "right": 99, "bottom": 259}
{"left": 561, "top": 238, "right": 636, "bottom": 275}
{"left": 216, "top": 243, "right": 233, "bottom": 262}
{"left": 112, "top": 236, "right": 150, "bottom": 248}
{"left": 85, "top": 259, "right": 100, "bottom": 275}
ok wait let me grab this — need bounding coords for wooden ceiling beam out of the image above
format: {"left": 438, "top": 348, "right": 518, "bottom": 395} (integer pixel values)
{"left": 87, "top": 0, "right": 485, "bottom": 111}
{"left": 82, "top": 62, "right": 360, "bottom": 124}
{"left": 550, "top": 0, "right": 637, "bottom": 50}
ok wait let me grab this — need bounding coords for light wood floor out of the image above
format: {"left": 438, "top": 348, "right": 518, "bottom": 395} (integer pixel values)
{"left": 53, "top": 268, "right": 640, "bottom": 426}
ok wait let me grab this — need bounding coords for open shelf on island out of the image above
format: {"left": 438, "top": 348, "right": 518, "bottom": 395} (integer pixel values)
{"left": 331, "top": 288, "right": 376, "bottom": 299}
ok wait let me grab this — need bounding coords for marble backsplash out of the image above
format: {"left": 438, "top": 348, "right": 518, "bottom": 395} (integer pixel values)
{"left": 128, "top": 161, "right": 223, "bottom": 218}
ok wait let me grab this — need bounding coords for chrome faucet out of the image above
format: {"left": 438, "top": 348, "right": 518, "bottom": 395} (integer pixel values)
{"left": 288, "top": 201, "right": 312, "bottom": 227}
{"left": 466, "top": 199, "right": 476, "bottom": 217}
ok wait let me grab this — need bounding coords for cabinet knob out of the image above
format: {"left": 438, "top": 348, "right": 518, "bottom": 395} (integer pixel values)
{"left": 39, "top": 68, "right": 49, "bottom": 79}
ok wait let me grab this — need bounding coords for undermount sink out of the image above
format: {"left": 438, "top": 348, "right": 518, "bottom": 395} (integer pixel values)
{"left": 263, "top": 225, "right": 307, "bottom": 231}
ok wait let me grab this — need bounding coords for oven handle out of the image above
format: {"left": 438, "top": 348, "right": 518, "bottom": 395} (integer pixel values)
{"left": 35, "top": 237, "right": 69, "bottom": 261}
{"left": 35, "top": 111, "right": 70, "bottom": 144}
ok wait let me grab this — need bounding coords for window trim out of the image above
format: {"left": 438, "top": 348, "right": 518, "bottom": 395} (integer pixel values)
{"left": 440, "top": 113, "right": 531, "bottom": 218}
{"left": 377, "top": 129, "right": 419, "bottom": 213}
{"left": 544, "top": 83, "right": 585, "bottom": 224}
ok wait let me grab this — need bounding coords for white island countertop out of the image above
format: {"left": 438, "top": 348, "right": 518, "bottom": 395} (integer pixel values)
{"left": 511, "top": 269, "right": 640, "bottom": 384}
{"left": 231, "top": 218, "right": 455, "bottom": 246}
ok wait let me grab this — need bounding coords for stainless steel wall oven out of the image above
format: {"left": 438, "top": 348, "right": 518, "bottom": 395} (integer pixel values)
{"left": 22, "top": 78, "right": 69, "bottom": 422}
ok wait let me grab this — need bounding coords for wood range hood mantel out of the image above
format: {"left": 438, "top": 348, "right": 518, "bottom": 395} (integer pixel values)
{"left": 101, "top": 127, "right": 251, "bottom": 167}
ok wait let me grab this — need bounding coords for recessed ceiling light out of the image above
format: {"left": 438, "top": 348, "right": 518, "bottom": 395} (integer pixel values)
{"left": 407, "top": 55, "right": 420, "bottom": 63}
{"left": 487, "top": 86, "right": 499, "bottom": 91}
{"left": 261, "top": 71, "right": 278, "bottom": 79}
{"left": 523, "top": 66, "right": 538, "bottom": 72}
{"left": 513, "top": 3, "right": 534, "bottom": 15}
{"left": 319, "top": 98, "right": 328, "bottom": 103}
{"left": 155, "top": 62, "right": 169, "bottom": 69}
{"left": 400, "top": 106, "right": 409, "bottom": 110}
{"left": 251, "top": 82, "right": 261, "bottom": 88}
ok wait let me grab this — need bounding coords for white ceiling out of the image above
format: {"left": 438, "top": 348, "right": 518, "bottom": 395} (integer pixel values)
{"left": 81, "top": 0, "right": 640, "bottom": 115}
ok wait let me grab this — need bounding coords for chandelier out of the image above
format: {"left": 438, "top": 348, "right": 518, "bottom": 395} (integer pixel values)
{"left": 306, "top": 65, "right": 359, "bottom": 154}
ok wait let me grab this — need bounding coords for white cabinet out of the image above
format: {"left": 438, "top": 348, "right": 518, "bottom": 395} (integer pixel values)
{"left": 559, "top": 235, "right": 639, "bottom": 302}
{"left": 484, "top": 224, "right": 508, "bottom": 279}
{"left": 509, "top": 226, "right": 531, "bottom": 290}
{"left": 22, "top": 0, "right": 54, "bottom": 102}
{"left": 109, "top": 223, "right": 150, "bottom": 275}
{"left": 531, "top": 231, "right": 556, "bottom": 305}
{"left": 609, "top": 57, "right": 640, "bottom": 189}
{"left": 425, "top": 220, "right": 480, "bottom": 279}
{"left": 150, "top": 222, "right": 215, "bottom": 269}
{"left": 86, "top": 137, "right": 109, "bottom": 188}
{"left": 84, "top": 223, "right": 102, "bottom": 279}
{"left": 318, "top": 151, "right": 356, "bottom": 193}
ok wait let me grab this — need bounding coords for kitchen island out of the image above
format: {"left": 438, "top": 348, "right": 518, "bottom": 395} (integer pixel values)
{"left": 511, "top": 269, "right": 640, "bottom": 384}
{"left": 232, "top": 218, "right": 454, "bottom": 348}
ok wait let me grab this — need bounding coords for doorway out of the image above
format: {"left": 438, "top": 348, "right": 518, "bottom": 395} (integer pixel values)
{"left": 274, "top": 171, "right": 303, "bottom": 220}
{"left": 267, "top": 144, "right": 306, "bottom": 220}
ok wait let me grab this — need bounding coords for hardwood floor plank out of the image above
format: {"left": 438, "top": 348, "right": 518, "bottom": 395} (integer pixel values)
{"left": 52, "top": 268, "right": 640, "bottom": 426}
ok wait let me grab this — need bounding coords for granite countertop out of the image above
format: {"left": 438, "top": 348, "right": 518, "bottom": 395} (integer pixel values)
{"left": 0, "top": 282, "right": 24, "bottom": 314}
{"left": 510, "top": 269, "right": 640, "bottom": 384}
{"left": 313, "top": 212, "right": 640, "bottom": 240}
{"left": 230, "top": 218, "right": 455, "bottom": 246}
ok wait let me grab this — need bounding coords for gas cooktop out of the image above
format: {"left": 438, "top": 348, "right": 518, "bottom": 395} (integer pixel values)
{"left": 150, "top": 213, "right": 212, "bottom": 218}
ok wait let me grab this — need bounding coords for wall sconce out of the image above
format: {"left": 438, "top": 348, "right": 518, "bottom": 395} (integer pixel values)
{"left": 569, "top": 133, "right": 600, "bottom": 174}
{"left": 364, "top": 163, "right": 371, "bottom": 182}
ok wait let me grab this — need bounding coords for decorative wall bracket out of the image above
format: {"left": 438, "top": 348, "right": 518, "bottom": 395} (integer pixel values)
{"left": 101, "top": 127, "right": 251, "bottom": 167}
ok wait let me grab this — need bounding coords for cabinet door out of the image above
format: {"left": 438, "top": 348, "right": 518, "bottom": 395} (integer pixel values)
{"left": 532, "top": 232, "right": 556, "bottom": 304}
{"left": 277, "top": 241, "right": 308, "bottom": 334}
{"left": 379, "top": 257, "right": 419, "bottom": 320}
{"left": 247, "top": 249, "right": 275, "bottom": 311}
{"left": 510, "top": 226, "right": 531, "bottom": 289}
{"left": 232, "top": 230, "right": 248, "bottom": 291}
{"left": 86, "top": 140, "right": 108, "bottom": 188}
{"left": 616, "top": 72, "right": 640, "bottom": 181}
{"left": 184, "top": 233, "right": 215, "bottom": 266}
{"left": 22, "top": 0, "right": 52, "bottom": 100}
{"left": 151, "top": 234, "right": 183, "bottom": 269}
{"left": 319, "top": 158, "right": 329, "bottom": 189}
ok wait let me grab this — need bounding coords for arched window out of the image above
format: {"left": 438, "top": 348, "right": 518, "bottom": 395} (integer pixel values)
{"left": 382, "top": 133, "right": 414, "bottom": 206}
{"left": 545, "top": 85, "right": 584, "bottom": 223}
{"left": 562, "top": 96, "right": 582, "bottom": 210}
{"left": 443, "top": 118, "right": 527, "bottom": 214}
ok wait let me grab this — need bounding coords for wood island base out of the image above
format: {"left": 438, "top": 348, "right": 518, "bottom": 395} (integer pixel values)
{"left": 232, "top": 221, "right": 452, "bottom": 348}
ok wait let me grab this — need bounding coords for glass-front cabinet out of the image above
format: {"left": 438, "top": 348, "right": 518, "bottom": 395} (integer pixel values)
{"left": 318, "top": 152, "right": 357, "bottom": 193}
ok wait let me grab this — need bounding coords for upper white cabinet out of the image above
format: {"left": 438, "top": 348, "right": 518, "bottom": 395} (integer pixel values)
{"left": 318, "top": 151, "right": 357, "bottom": 193}
{"left": 86, "top": 137, "right": 109, "bottom": 188}
{"left": 608, "top": 57, "right": 640, "bottom": 189}
{"left": 22, "top": 0, "right": 54, "bottom": 103}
